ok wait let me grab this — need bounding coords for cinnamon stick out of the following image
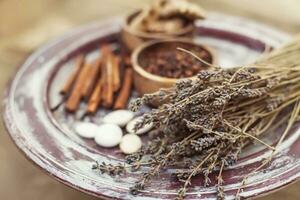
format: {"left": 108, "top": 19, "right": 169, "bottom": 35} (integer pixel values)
{"left": 60, "top": 54, "right": 85, "bottom": 95}
{"left": 65, "top": 62, "right": 90, "bottom": 112}
{"left": 87, "top": 76, "right": 103, "bottom": 114}
{"left": 101, "top": 58, "right": 108, "bottom": 103}
{"left": 113, "top": 67, "right": 133, "bottom": 109}
{"left": 101, "top": 45, "right": 114, "bottom": 108}
{"left": 124, "top": 56, "right": 131, "bottom": 67}
{"left": 103, "top": 55, "right": 114, "bottom": 107}
{"left": 81, "top": 57, "right": 102, "bottom": 101}
{"left": 112, "top": 55, "right": 121, "bottom": 92}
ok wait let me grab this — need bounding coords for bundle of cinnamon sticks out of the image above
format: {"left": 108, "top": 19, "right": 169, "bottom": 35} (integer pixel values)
{"left": 60, "top": 45, "right": 133, "bottom": 114}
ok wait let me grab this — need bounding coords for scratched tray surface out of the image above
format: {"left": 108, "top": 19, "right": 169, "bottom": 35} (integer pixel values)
{"left": 3, "top": 13, "right": 296, "bottom": 200}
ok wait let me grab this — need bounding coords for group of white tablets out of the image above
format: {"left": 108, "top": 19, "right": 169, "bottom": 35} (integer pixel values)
{"left": 74, "top": 110, "right": 153, "bottom": 154}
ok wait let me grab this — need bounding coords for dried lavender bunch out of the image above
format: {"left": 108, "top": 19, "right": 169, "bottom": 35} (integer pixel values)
{"left": 92, "top": 161, "right": 125, "bottom": 176}
{"left": 93, "top": 36, "right": 300, "bottom": 199}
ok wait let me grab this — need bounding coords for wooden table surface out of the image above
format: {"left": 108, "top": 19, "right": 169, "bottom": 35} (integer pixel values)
{"left": 0, "top": 0, "right": 299, "bottom": 199}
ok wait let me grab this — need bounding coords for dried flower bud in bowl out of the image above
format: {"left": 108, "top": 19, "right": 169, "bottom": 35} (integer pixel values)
{"left": 131, "top": 38, "right": 217, "bottom": 96}
{"left": 121, "top": 0, "right": 206, "bottom": 51}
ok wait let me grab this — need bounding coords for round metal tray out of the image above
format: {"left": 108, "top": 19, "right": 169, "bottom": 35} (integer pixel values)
{"left": 3, "top": 13, "right": 296, "bottom": 200}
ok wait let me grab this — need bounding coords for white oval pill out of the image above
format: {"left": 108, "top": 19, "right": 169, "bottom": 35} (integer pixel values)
{"left": 126, "top": 116, "right": 153, "bottom": 135}
{"left": 103, "top": 110, "right": 134, "bottom": 127}
{"left": 74, "top": 122, "right": 98, "bottom": 139}
{"left": 94, "top": 124, "right": 123, "bottom": 147}
{"left": 120, "top": 134, "right": 142, "bottom": 154}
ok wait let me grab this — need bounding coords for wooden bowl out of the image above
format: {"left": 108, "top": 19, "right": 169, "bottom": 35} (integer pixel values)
{"left": 121, "top": 10, "right": 195, "bottom": 51}
{"left": 131, "top": 38, "right": 217, "bottom": 95}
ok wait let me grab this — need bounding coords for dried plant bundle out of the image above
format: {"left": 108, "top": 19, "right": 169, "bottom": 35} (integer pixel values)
{"left": 94, "top": 36, "right": 300, "bottom": 199}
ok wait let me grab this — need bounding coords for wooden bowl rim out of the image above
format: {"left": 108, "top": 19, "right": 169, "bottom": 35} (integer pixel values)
{"left": 131, "top": 38, "right": 217, "bottom": 84}
{"left": 122, "top": 10, "right": 196, "bottom": 39}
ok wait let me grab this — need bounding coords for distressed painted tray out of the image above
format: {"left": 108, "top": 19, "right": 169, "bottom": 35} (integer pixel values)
{"left": 3, "top": 13, "right": 297, "bottom": 200}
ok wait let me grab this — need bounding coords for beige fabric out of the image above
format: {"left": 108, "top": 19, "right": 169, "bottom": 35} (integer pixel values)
{"left": 0, "top": 0, "right": 299, "bottom": 199}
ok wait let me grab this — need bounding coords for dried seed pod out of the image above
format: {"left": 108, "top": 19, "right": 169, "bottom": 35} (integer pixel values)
{"left": 129, "top": 0, "right": 206, "bottom": 34}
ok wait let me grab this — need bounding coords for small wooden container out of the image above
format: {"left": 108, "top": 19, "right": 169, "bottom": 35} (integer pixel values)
{"left": 121, "top": 10, "right": 195, "bottom": 52}
{"left": 131, "top": 38, "right": 217, "bottom": 95}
